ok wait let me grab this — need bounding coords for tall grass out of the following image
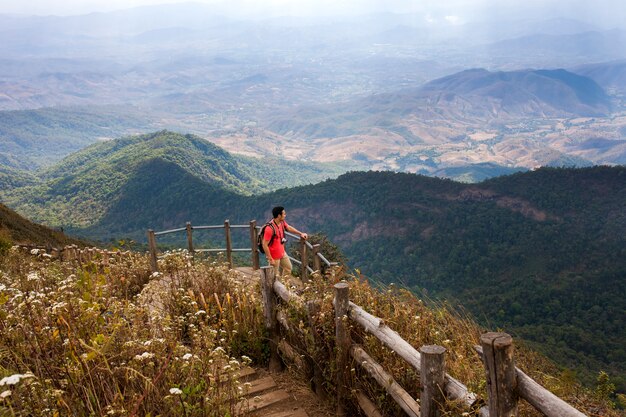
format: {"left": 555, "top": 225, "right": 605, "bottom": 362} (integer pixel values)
{"left": 0, "top": 247, "right": 619, "bottom": 416}
{"left": 0, "top": 247, "right": 265, "bottom": 416}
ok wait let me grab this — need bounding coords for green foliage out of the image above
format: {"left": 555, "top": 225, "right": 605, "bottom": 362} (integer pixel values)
{"left": 0, "top": 105, "right": 155, "bottom": 170}
{"left": 596, "top": 371, "right": 616, "bottom": 402}
{"left": 1, "top": 130, "right": 351, "bottom": 228}
{"left": 0, "top": 165, "right": 40, "bottom": 191}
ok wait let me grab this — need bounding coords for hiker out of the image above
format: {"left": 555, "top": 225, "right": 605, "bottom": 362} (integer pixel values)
{"left": 261, "top": 206, "right": 307, "bottom": 283}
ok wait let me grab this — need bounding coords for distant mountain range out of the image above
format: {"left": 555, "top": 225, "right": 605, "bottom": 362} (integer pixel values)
{"left": 267, "top": 68, "right": 612, "bottom": 138}
{"left": 1, "top": 130, "right": 623, "bottom": 391}
{"left": 2, "top": 65, "right": 625, "bottom": 184}
{"left": 571, "top": 59, "right": 626, "bottom": 93}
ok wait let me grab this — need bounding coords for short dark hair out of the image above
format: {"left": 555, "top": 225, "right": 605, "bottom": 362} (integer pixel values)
{"left": 272, "top": 206, "right": 285, "bottom": 218}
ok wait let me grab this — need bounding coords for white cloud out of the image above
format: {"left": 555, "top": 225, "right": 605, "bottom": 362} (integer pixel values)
{"left": 444, "top": 15, "right": 461, "bottom": 25}
{"left": 0, "top": 0, "right": 624, "bottom": 28}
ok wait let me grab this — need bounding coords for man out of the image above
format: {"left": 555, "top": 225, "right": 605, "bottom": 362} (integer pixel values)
{"left": 262, "top": 206, "right": 307, "bottom": 282}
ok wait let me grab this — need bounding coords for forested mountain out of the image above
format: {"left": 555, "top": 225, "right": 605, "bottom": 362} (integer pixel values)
{"left": 0, "top": 106, "right": 157, "bottom": 170}
{"left": 0, "top": 131, "right": 354, "bottom": 227}
{"left": 2, "top": 132, "right": 624, "bottom": 391}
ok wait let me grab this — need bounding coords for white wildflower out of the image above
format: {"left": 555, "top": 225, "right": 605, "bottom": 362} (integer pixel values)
{"left": 182, "top": 353, "right": 193, "bottom": 361}
{"left": 0, "top": 373, "right": 35, "bottom": 386}
{"left": 51, "top": 301, "right": 67, "bottom": 313}
{"left": 195, "top": 310, "right": 206, "bottom": 316}
{"left": 27, "top": 272, "right": 40, "bottom": 281}
{"left": 169, "top": 388, "right": 183, "bottom": 395}
{"left": 134, "top": 352, "right": 154, "bottom": 361}
{"left": 0, "top": 390, "right": 10, "bottom": 399}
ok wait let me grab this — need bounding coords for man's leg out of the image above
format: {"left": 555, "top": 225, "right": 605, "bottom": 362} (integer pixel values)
{"left": 280, "top": 254, "right": 304, "bottom": 290}
{"left": 279, "top": 254, "right": 292, "bottom": 278}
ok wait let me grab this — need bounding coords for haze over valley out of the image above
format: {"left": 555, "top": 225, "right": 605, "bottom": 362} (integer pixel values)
{"left": 1, "top": 1, "right": 626, "bottom": 181}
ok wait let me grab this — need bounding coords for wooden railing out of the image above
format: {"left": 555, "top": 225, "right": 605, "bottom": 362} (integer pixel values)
{"left": 147, "top": 220, "right": 338, "bottom": 274}
{"left": 258, "top": 266, "right": 589, "bottom": 417}
{"left": 17, "top": 227, "right": 590, "bottom": 417}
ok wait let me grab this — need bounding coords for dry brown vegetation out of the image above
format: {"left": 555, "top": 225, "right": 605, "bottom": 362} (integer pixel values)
{"left": 0, "top": 248, "right": 620, "bottom": 416}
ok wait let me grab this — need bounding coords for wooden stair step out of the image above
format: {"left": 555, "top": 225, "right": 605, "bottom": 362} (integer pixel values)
{"left": 238, "top": 389, "right": 291, "bottom": 414}
{"left": 263, "top": 408, "right": 309, "bottom": 417}
{"left": 246, "top": 376, "right": 278, "bottom": 396}
{"left": 238, "top": 366, "right": 257, "bottom": 380}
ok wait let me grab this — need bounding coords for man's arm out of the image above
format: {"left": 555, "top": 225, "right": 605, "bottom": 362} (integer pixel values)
{"left": 262, "top": 239, "right": 273, "bottom": 263}
{"left": 286, "top": 224, "right": 308, "bottom": 240}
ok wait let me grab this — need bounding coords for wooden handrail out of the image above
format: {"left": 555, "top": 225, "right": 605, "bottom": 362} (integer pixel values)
{"left": 143, "top": 220, "right": 589, "bottom": 417}
{"left": 474, "top": 346, "right": 587, "bottom": 417}
{"left": 262, "top": 277, "right": 588, "bottom": 417}
{"left": 148, "top": 220, "right": 337, "bottom": 274}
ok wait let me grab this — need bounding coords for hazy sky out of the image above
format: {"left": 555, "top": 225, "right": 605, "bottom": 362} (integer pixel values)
{"left": 1, "top": 0, "right": 625, "bottom": 27}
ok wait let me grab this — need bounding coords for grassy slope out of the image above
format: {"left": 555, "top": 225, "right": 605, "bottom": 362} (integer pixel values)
{"left": 0, "top": 202, "right": 84, "bottom": 246}
{"left": 0, "top": 249, "right": 619, "bottom": 415}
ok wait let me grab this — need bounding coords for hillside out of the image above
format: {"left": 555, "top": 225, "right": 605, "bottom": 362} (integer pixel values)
{"left": 571, "top": 60, "right": 626, "bottom": 94}
{"left": 0, "top": 165, "right": 39, "bottom": 191}
{"left": 2, "top": 133, "right": 625, "bottom": 391}
{"left": 1, "top": 130, "right": 353, "bottom": 228}
{"left": 0, "top": 202, "right": 84, "bottom": 247}
{"left": 80, "top": 165, "right": 625, "bottom": 392}
{"left": 418, "top": 68, "right": 611, "bottom": 117}
{"left": 0, "top": 246, "right": 619, "bottom": 415}
{"left": 0, "top": 106, "right": 157, "bottom": 170}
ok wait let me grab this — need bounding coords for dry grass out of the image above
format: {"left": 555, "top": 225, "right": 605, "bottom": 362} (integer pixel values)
{"left": 279, "top": 271, "right": 622, "bottom": 417}
{"left": 0, "top": 248, "right": 619, "bottom": 416}
{"left": 0, "top": 247, "right": 265, "bottom": 416}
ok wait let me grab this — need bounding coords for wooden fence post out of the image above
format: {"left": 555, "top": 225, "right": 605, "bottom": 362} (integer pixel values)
{"left": 186, "top": 222, "right": 194, "bottom": 255}
{"left": 306, "top": 300, "right": 327, "bottom": 400}
{"left": 224, "top": 219, "right": 232, "bottom": 269}
{"left": 250, "top": 220, "right": 259, "bottom": 270}
{"left": 312, "top": 244, "right": 322, "bottom": 273}
{"left": 300, "top": 236, "right": 309, "bottom": 281}
{"left": 420, "top": 345, "right": 446, "bottom": 417}
{"left": 334, "top": 282, "right": 351, "bottom": 416}
{"left": 480, "top": 332, "right": 518, "bottom": 417}
{"left": 261, "top": 266, "right": 282, "bottom": 372}
{"left": 147, "top": 229, "right": 158, "bottom": 273}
